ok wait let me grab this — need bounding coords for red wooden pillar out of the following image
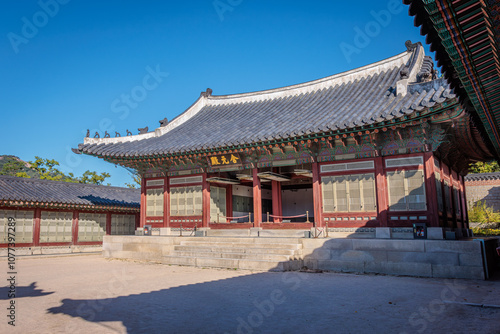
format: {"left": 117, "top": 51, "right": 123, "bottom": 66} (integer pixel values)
{"left": 253, "top": 168, "right": 262, "bottom": 227}
{"left": 271, "top": 180, "right": 282, "bottom": 223}
{"left": 140, "top": 177, "right": 146, "bottom": 227}
{"left": 33, "top": 208, "right": 41, "bottom": 247}
{"left": 312, "top": 162, "right": 323, "bottom": 227}
{"left": 202, "top": 173, "right": 210, "bottom": 227}
{"left": 72, "top": 211, "right": 79, "bottom": 245}
{"left": 164, "top": 177, "right": 170, "bottom": 227}
{"left": 423, "top": 152, "right": 439, "bottom": 227}
{"left": 226, "top": 185, "right": 233, "bottom": 222}
{"left": 106, "top": 212, "right": 112, "bottom": 235}
{"left": 374, "top": 156, "right": 388, "bottom": 227}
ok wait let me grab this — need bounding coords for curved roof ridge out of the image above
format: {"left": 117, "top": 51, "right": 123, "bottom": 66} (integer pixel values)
{"left": 207, "top": 50, "right": 413, "bottom": 105}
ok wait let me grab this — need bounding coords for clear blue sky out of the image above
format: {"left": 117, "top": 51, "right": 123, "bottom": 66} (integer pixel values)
{"left": 1, "top": 0, "right": 431, "bottom": 187}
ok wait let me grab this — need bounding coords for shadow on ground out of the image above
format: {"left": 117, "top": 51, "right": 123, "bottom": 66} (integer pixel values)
{"left": 48, "top": 271, "right": 312, "bottom": 333}
{"left": 0, "top": 282, "right": 53, "bottom": 300}
{"left": 46, "top": 266, "right": 500, "bottom": 334}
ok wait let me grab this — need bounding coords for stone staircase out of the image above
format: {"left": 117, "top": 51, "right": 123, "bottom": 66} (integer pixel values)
{"left": 162, "top": 237, "right": 304, "bottom": 271}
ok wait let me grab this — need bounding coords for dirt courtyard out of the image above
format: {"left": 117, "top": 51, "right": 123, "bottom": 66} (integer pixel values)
{"left": 1, "top": 254, "right": 499, "bottom": 333}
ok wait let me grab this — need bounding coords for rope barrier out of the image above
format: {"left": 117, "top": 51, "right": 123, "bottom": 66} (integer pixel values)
{"left": 266, "top": 211, "right": 310, "bottom": 223}
{"left": 268, "top": 214, "right": 306, "bottom": 219}
{"left": 179, "top": 223, "right": 197, "bottom": 237}
{"left": 224, "top": 215, "right": 250, "bottom": 220}
{"left": 214, "top": 213, "right": 251, "bottom": 223}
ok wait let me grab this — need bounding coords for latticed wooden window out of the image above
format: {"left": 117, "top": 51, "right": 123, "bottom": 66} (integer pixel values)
{"left": 170, "top": 186, "right": 202, "bottom": 216}
{"left": 321, "top": 173, "right": 376, "bottom": 213}
{"left": 146, "top": 188, "right": 164, "bottom": 217}
{"left": 111, "top": 214, "right": 136, "bottom": 235}
{"left": 335, "top": 175, "right": 348, "bottom": 212}
{"left": 78, "top": 213, "right": 106, "bottom": 242}
{"left": 40, "top": 211, "right": 73, "bottom": 243}
{"left": 387, "top": 170, "right": 426, "bottom": 211}
{"left": 321, "top": 177, "right": 335, "bottom": 212}
{"left": 361, "top": 174, "right": 377, "bottom": 211}
{"left": 0, "top": 210, "right": 34, "bottom": 243}
{"left": 210, "top": 186, "right": 227, "bottom": 222}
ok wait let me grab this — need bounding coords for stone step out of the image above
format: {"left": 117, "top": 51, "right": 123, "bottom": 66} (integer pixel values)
{"left": 172, "top": 250, "right": 290, "bottom": 261}
{"left": 179, "top": 236, "right": 302, "bottom": 244}
{"left": 173, "top": 245, "right": 299, "bottom": 256}
{"left": 205, "top": 229, "right": 308, "bottom": 238}
{"left": 178, "top": 241, "right": 302, "bottom": 250}
{"left": 162, "top": 255, "right": 299, "bottom": 271}
{"left": 206, "top": 229, "right": 251, "bottom": 237}
{"left": 257, "top": 230, "right": 309, "bottom": 238}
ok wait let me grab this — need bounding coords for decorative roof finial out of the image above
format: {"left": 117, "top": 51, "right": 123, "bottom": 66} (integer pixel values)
{"left": 94, "top": 132, "right": 100, "bottom": 138}
{"left": 115, "top": 132, "right": 121, "bottom": 137}
{"left": 405, "top": 40, "right": 419, "bottom": 52}
{"left": 126, "top": 129, "right": 132, "bottom": 136}
{"left": 104, "top": 131, "right": 110, "bottom": 138}
{"left": 138, "top": 127, "right": 149, "bottom": 134}
{"left": 86, "top": 129, "right": 90, "bottom": 138}
{"left": 201, "top": 88, "right": 213, "bottom": 98}
{"left": 159, "top": 118, "right": 169, "bottom": 127}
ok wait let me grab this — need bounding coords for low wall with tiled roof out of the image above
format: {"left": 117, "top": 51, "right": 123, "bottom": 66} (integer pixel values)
{"left": 465, "top": 172, "right": 500, "bottom": 211}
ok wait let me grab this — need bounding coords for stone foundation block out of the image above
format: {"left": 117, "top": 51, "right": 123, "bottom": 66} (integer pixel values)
{"left": 364, "top": 261, "right": 432, "bottom": 277}
{"left": 427, "top": 227, "right": 444, "bottom": 240}
{"left": 376, "top": 227, "right": 392, "bottom": 239}
{"left": 352, "top": 239, "right": 425, "bottom": 252}
{"left": 387, "top": 251, "right": 459, "bottom": 266}
{"left": 432, "top": 265, "right": 484, "bottom": 280}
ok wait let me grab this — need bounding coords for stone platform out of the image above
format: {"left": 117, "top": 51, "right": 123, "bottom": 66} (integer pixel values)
{"left": 103, "top": 232, "right": 500, "bottom": 280}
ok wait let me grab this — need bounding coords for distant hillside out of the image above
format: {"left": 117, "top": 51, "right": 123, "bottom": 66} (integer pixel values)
{"left": 0, "top": 155, "right": 39, "bottom": 178}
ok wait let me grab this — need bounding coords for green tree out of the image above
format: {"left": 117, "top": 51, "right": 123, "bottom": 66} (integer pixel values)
{"left": 77, "top": 170, "right": 111, "bottom": 185}
{"left": 469, "top": 161, "right": 500, "bottom": 173}
{"left": 125, "top": 170, "right": 141, "bottom": 189}
{"left": 1, "top": 155, "right": 112, "bottom": 186}
{"left": 28, "top": 156, "right": 76, "bottom": 182}
{"left": 0, "top": 159, "right": 27, "bottom": 177}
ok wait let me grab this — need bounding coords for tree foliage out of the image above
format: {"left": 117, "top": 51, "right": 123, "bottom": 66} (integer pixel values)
{"left": 0, "top": 159, "right": 29, "bottom": 177}
{"left": 28, "top": 156, "right": 76, "bottom": 182}
{"left": 468, "top": 161, "right": 500, "bottom": 174}
{"left": 0, "top": 155, "right": 111, "bottom": 185}
{"left": 125, "top": 170, "right": 141, "bottom": 189}
{"left": 78, "top": 170, "right": 111, "bottom": 185}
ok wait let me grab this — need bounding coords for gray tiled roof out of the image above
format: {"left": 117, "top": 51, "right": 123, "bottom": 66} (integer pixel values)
{"left": 465, "top": 172, "right": 500, "bottom": 182}
{"left": 0, "top": 175, "right": 140, "bottom": 209}
{"left": 78, "top": 43, "right": 455, "bottom": 158}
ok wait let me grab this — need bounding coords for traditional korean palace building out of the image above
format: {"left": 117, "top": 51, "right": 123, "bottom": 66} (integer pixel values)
{"left": 76, "top": 42, "right": 495, "bottom": 234}
{"left": 0, "top": 175, "right": 139, "bottom": 249}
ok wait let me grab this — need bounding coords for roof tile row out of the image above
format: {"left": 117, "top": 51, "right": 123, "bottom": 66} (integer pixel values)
{"left": 0, "top": 176, "right": 140, "bottom": 209}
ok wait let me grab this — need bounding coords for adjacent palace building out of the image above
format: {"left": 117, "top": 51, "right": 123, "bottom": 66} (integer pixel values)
{"left": 76, "top": 42, "right": 495, "bottom": 233}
